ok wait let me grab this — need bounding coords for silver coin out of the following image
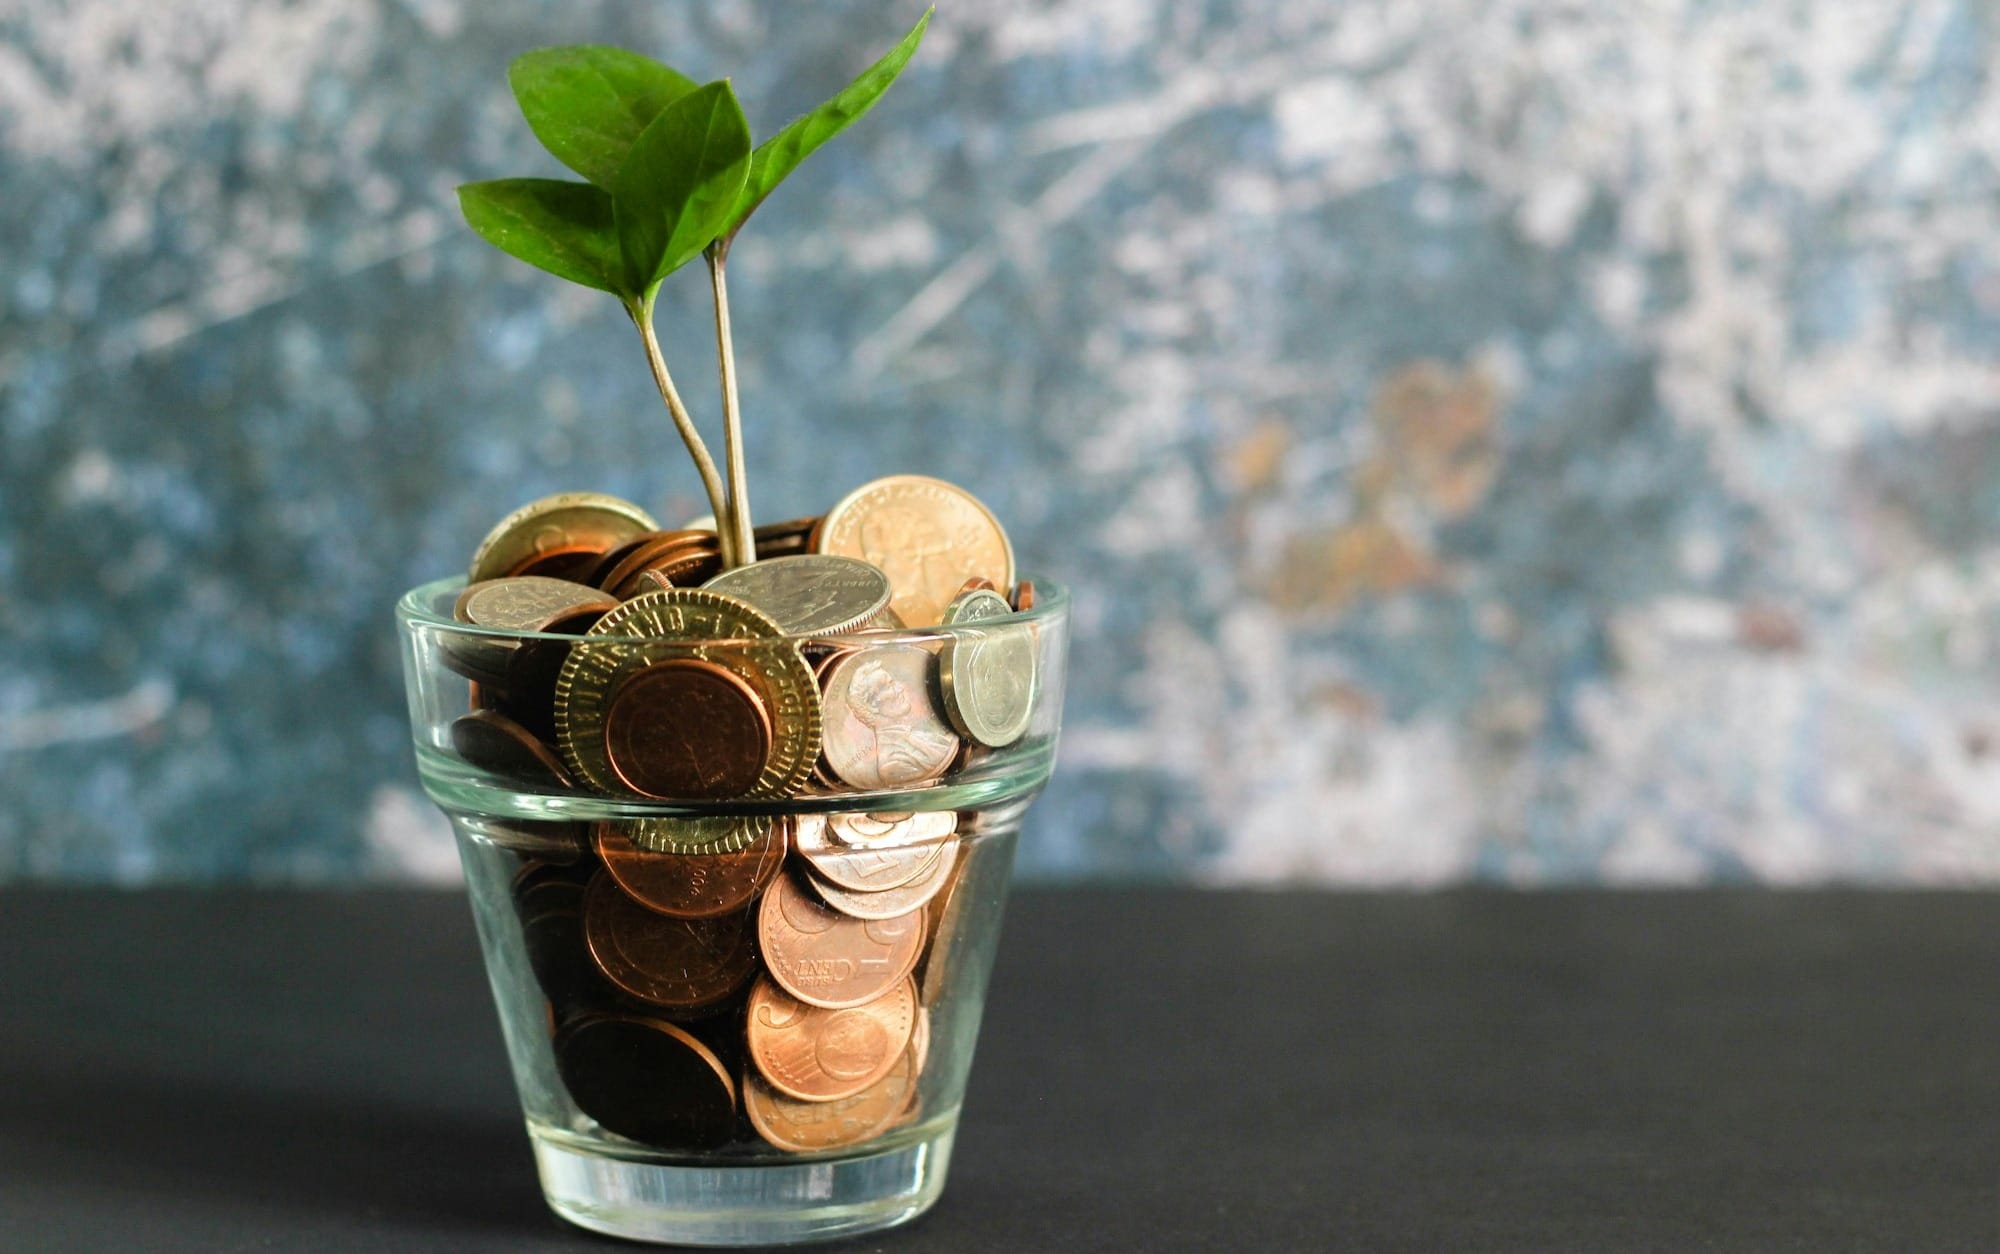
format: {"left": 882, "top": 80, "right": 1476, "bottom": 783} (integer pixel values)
{"left": 703, "top": 555, "right": 894, "bottom": 636}
{"left": 807, "top": 837, "right": 960, "bottom": 920}
{"left": 827, "top": 810, "right": 959, "bottom": 851}
{"left": 936, "top": 589, "right": 1036, "bottom": 748}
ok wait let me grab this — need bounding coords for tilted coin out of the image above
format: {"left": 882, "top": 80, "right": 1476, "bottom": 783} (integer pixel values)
{"left": 909, "top": 1006, "right": 931, "bottom": 1077}
{"left": 601, "top": 658, "right": 773, "bottom": 800}
{"left": 746, "top": 974, "right": 917, "bottom": 1103}
{"left": 815, "top": 475, "right": 1015, "bottom": 627}
{"left": 702, "top": 555, "right": 893, "bottom": 636}
{"left": 807, "top": 837, "right": 959, "bottom": 921}
{"left": 597, "top": 531, "right": 724, "bottom": 598}
{"left": 1011, "top": 580, "right": 1037, "bottom": 612}
{"left": 582, "top": 871, "right": 758, "bottom": 1011}
{"left": 556, "top": 1014, "right": 737, "bottom": 1150}
{"left": 936, "top": 588, "right": 1037, "bottom": 748}
{"left": 596, "top": 818, "right": 787, "bottom": 919}
{"left": 795, "top": 809, "right": 948, "bottom": 893}
{"left": 512, "top": 863, "right": 604, "bottom": 1012}
{"left": 743, "top": 1043, "right": 917, "bottom": 1152}
{"left": 498, "top": 605, "right": 607, "bottom": 747}
{"left": 555, "top": 588, "right": 820, "bottom": 800}
{"left": 757, "top": 871, "right": 925, "bottom": 1009}
{"left": 450, "top": 708, "right": 573, "bottom": 789}
{"left": 623, "top": 813, "right": 772, "bottom": 855}
{"left": 825, "top": 810, "right": 959, "bottom": 851}
{"left": 819, "top": 644, "right": 960, "bottom": 790}
{"left": 468, "top": 492, "right": 660, "bottom": 584}
{"left": 455, "top": 576, "right": 621, "bottom": 633}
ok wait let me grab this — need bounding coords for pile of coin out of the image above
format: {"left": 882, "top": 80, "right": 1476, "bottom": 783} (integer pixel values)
{"left": 442, "top": 474, "right": 1039, "bottom": 1153}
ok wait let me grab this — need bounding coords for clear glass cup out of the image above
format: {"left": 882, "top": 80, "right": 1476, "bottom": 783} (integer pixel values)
{"left": 395, "top": 575, "right": 1067, "bottom": 1246}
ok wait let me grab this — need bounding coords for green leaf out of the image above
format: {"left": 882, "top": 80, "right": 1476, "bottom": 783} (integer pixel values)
{"left": 720, "top": 7, "right": 931, "bottom": 243}
{"left": 509, "top": 46, "right": 699, "bottom": 189}
{"left": 457, "top": 178, "right": 625, "bottom": 294}
{"left": 613, "top": 80, "right": 752, "bottom": 290}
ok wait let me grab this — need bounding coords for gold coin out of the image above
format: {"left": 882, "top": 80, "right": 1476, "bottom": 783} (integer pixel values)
{"left": 468, "top": 492, "right": 660, "bottom": 584}
{"left": 554, "top": 588, "right": 820, "bottom": 799}
{"left": 815, "top": 475, "right": 1014, "bottom": 627}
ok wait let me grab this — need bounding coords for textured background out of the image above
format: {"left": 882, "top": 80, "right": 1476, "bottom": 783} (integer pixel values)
{"left": 4, "top": 0, "right": 1998, "bottom": 885}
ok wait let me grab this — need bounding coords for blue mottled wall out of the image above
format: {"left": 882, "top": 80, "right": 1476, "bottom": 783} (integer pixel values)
{"left": 4, "top": 1, "right": 1998, "bottom": 884}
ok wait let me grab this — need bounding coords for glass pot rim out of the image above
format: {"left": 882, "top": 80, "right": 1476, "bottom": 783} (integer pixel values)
{"left": 395, "top": 573, "right": 1070, "bottom": 645}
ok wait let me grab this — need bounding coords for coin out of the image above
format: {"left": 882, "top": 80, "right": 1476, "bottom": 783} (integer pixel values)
{"left": 582, "top": 871, "right": 758, "bottom": 1011}
{"left": 513, "top": 865, "right": 604, "bottom": 1012}
{"left": 743, "top": 1043, "right": 917, "bottom": 1151}
{"left": 825, "top": 810, "right": 959, "bottom": 851}
{"left": 601, "top": 658, "right": 773, "bottom": 800}
{"left": 468, "top": 492, "right": 661, "bottom": 584}
{"left": 702, "top": 555, "right": 894, "bottom": 636}
{"left": 455, "top": 576, "right": 621, "bottom": 633}
{"left": 499, "top": 605, "right": 608, "bottom": 747}
{"left": 597, "top": 531, "right": 724, "bottom": 597}
{"left": 623, "top": 813, "right": 773, "bottom": 855}
{"left": 746, "top": 974, "right": 917, "bottom": 1102}
{"left": 555, "top": 589, "right": 820, "bottom": 800}
{"left": 757, "top": 871, "right": 925, "bottom": 1009}
{"left": 936, "top": 588, "right": 1037, "bottom": 748}
{"left": 596, "top": 818, "right": 787, "bottom": 919}
{"left": 819, "top": 644, "right": 959, "bottom": 790}
{"left": 807, "top": 837, "right": 959, "bottom": 920}
{"left": 556, "top": 1013, "right": 738, "bottom": 1149}
{"left": 1011, "top": 580, "right": 1037, "bottom": 612}
{"left": 815, "top": 475, "right": 1015, "bottom": 626}
{"left": 795, "top": 808, "right": 947, "bottom": 893}
{"left": 450, "top": 708, "right": 573, "bottom": 788}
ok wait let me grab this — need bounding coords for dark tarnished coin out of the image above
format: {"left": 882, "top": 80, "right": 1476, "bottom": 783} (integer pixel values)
{"left": 556, "top": 1014, "right": 737, "bottom": 1150}
{"left": 583, "top": 871, "right": 758, "bottom": 1011}
{"left": 497, "top": 605, "right": 607, "bottom": 747}
{"left": 596, "top": 818, "right": 787, "bottom": 919}
{"left": 757, "top": 871, "right": 925, "bottom": 1009}
{"left": 808, "top": 837, "right": 959, "bottom": 921}
{"left": 469, "top": 492, "right": 660, "bottom": 584}
{"left": 1011, "top": 580, "right": 1037, "bottom": 612}
{"left": 450, "top": 708, "right": 573, "bottom": 788}
{"left": 820, "top": 644, "right": 960, "bottom": 789}
{"left": 512, "top": 864, "right": 604, "bottom": 1013}
{"left": 937, "top": 588, "right": 1036, "bottom": 748}
{"left": 746, "top": 974, "right": 917, "bottom": 1103}
{"left": 702, "top": 555, "right": 893, "bottom": 636}
{"left": 556, "top": 589, "right": 820, "bottom": 800}
{"left": 743, "top": 1043, "right": 917, "bottom": 1151}
{"left": 601, "top": 658, "right": 773, "bottom": 800}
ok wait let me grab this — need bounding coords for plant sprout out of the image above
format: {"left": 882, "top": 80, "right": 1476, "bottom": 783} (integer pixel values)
{"left": 458, "top": 10, "right": 933, "bottom": 569}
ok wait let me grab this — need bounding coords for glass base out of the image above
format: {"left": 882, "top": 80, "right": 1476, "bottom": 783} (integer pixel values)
{"left": 531, "top": 1121, "right": 957, "bottom": 1246}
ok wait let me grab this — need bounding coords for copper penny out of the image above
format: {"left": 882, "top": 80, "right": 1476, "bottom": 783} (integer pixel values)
{"left": 601, "top": 658, "right": 773, "bottom": 800}
{"left": 795, "top": 809, "right": 946, "bottom": 893}
{"left": 556, "top": 1013, "right": 737, "bottom": 1150}
{"left": 808, "top": 837, "right": 958, "bottom": 921}
{"left": 583, "top": 530, "right": 675, "bottom": 588}
{"left": 499, "top": 605, "right": 607, "bottom": 747}
{"left": 746, "top": 974, "right": 916, "bottom": 1103}
{"left": 819, "top": 644, "right": 960, "bottom": 790}
{"left": 1011, "top": 580, "right": 1037, "bottom": 612}
{"left": 596, "top": 818, "right": 788, "bottom": 919}
{"left": 757, "top": 871, "right": 925, "bottom": 1009}
{"left": 582, "top": 871, "right": 758, "bottom": 1011}
{"left": 743, "top": 1042, "right": 917, "bottom": 1151}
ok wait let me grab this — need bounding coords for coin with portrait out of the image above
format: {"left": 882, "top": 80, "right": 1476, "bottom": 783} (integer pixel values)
{"left": 819, "top": 644, "right": 960, "bottom": 790}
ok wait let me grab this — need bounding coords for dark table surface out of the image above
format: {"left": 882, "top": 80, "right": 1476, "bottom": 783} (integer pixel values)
{"left": 1, "top": 888, "right": 1995, "bottom": 1253}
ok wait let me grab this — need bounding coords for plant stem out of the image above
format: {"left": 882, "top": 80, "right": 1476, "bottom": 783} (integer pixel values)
{"left": 707, "top": 244, "right": 755, "bottom": 566}
{"left": 628, "top": 296, "right": 735, "bottom": 567}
